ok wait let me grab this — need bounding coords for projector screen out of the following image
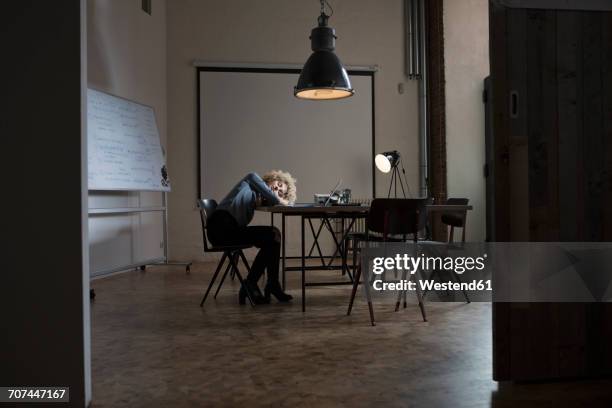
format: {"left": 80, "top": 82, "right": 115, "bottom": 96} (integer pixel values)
{"left": 198, "top": 67, "right": 374, "bottom": 253}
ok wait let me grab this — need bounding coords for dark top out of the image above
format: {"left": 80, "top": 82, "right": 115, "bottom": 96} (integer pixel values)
{"left": 217, "top": 172, "right": 279, "bottom": 227}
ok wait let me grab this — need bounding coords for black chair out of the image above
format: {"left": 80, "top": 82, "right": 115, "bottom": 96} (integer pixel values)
{"left": 347, "top": 198, "right": 429, "bottom": 326}
{"left": 441, "top": 198, "right": 469, "bottom": 243}
{"left": 197, "top": 199, "right": 254, "bottom": 307}
{"left": 427, "top": 197, "right": 471, "bottom": 303}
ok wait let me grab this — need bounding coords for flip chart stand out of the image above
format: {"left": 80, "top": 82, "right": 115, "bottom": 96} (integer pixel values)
{"left": 141, "top": 192, "right": 192, "bottom": 272}
{"left": 88, "top": 191, "right": 192, "bottom": 277}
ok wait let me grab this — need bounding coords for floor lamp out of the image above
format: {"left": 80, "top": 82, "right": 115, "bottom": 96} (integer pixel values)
{"left": 375, "top": 150, "right": 411, "bottom": 198}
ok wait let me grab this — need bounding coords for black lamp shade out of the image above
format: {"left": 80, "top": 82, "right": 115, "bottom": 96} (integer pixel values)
{"left": 295, "top": 51, "right": 354, "bottom": 100}
{"left": 295, "top": 11, "right": 354, "bottom": 100}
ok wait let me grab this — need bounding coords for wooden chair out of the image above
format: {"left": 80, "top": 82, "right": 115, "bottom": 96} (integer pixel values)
{"left": 431, "top": 197, "right": 471, "bottom": 303}
{"left": 441, "top": 198, "right": 469, "bottom": 243}
{"left": 347, "top": 198, "right": 429, "bottom": 325}
{"left": 197, "top": 199, "right": 254, "bottom": 307}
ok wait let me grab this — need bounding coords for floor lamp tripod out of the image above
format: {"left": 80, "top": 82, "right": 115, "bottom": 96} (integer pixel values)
{"left": 375, "top": 150, "right": 411, "bottom": 198}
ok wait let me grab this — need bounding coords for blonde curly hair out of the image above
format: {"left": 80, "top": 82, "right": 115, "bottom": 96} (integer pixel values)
{"left": 262, "top": 170, "right": 297, "bottom": 204}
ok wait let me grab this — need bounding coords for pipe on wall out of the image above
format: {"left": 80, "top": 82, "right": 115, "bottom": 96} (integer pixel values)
{"left": 405, "top": 0, "right": 415, "bottom": 78}
{"left": 418, "top": 0, "right": 428, "bottom": 197}
{"left": 406, "top": 0, "right": 428, "bottom": 196}
{"left": 405, "top": 0, "right": 424, "bottom": 79}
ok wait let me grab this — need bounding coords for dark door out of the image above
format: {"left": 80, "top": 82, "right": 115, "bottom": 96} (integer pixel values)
{"left": 484, "top": 76, "right": 495, "bottom": 242}
{"left": 490, "top": 1, "right": 612, "bottom": 380}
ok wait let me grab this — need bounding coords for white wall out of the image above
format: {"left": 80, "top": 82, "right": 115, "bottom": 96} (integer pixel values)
{"left": 199, "top": 71, "right": 374, "bottom": 254}
{"left": 167, "top": 0, "right": 420, "bottom": 261}
{"left": 87, "top": 0, "right": 167, "bottom": 274}
{"left": 444, "top": 0, "right": 489, "bottom": 241}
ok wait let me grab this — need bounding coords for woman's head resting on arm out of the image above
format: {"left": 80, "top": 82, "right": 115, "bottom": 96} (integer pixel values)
{"left": 262, "top": 170, "right": 297, "bottom": 205}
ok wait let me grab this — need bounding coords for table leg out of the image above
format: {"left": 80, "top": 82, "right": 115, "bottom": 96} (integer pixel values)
{"left": 343, "top": 216, "right": 358, "bottom": 282}
{"left": 307, "top": 218, "right": 326, "bottom": 266}
{"left": 324, "top": 217, "right": 341, "bottom": 267}
{"left": 270, "top": 212, "right": 274, "bottom": 287}
{"left": 282, "top": 213, "right": 286, "bottom": 291}
{"left": 341, "top": 217, "right": 346, "bottom": 275}
{"left": 301, "top": 214, "right": 306, "bottom": 312}
{"left": 322, "top": 215, "right": 357, "bottom": 282}
{"left": 361, "top": 260, "right": 376, "bottom": 326}
{"left": 322, "top": 216, "right": 340, "bottom": 267}
{"left": 308, "top": 219, "right": 324, "bottom": 253}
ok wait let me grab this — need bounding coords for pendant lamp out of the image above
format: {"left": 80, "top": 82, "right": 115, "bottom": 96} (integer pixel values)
{"left": 294, "top": 0, "right": 354, "bottom": 100}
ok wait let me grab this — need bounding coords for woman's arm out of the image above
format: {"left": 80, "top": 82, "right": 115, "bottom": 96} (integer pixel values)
{"left": 245, "top": 172, "right": 280, "bottom": 205}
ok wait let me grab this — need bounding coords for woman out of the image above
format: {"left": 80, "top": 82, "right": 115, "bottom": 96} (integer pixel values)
{"left": 207, "top": 170, "right": 296, "bottom": 304}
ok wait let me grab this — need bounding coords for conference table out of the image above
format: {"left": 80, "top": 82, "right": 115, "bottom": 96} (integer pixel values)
{"left": 257, "top": 203, "right": 473, "bottom": 312}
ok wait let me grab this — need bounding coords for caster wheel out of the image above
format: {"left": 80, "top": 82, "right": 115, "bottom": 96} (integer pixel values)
{"left": 140, "top": 265, "right": 146, "bottom": 271}
{"left": 90, "top": 289, "right": 96, "bottom": 300}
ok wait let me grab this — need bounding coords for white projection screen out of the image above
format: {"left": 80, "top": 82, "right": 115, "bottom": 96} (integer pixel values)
{"left": 198, "top": 68, "right": 374, "bottom": 254}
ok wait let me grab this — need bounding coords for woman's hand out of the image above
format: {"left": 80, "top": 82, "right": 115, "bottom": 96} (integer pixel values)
{"left": 268, "top": 187, "right": 290, "bottom": 206}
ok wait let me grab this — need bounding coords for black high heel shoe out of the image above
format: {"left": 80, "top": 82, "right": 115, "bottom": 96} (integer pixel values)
{"left": 264, "top": 282, "right": 293, "bottom": 303}
{"left": 239, "top": 281, "right": 268, "bottom": 305}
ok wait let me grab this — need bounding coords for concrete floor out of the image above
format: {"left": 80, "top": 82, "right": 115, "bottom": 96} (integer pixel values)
{"left": 90, "top": 262, "right": 612, "bottom": 407}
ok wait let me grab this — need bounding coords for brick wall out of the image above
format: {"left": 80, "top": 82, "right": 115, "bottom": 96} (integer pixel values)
{"left": 425, "top": 0, "right": 448, "bottom": 241}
